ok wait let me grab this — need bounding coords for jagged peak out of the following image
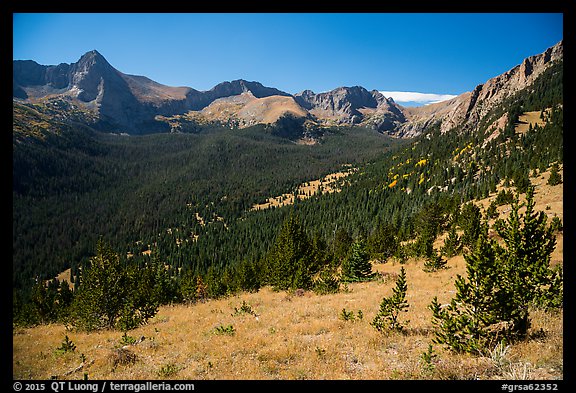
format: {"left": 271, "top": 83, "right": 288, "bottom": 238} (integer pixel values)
{"left": 297, "top": 89, "right": 316, "bottom": 96}
{"left": 76, "top": 49, "right": 112, "bottom": 68}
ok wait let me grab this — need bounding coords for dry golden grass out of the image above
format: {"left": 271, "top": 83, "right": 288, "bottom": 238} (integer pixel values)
{"left": 515, "top": 110, "right": 549, "bottom": 134}
{"left": 13, "top": 259, "right": 562, "bottom": 380}
{"left": 15, "top": 168, "right": 563, "bottom": 381}
{"left": 251, "top": 168, "right": 356, "bottom": 211}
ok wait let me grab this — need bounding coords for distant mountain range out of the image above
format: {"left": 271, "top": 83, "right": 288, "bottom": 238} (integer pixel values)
{"left": 13, "top": 41, "right": 563, "bottom": 137}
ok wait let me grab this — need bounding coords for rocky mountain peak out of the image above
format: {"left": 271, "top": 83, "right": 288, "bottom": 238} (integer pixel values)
{"left": 13, "top": 41, "right": 563, "bottom": 137}
{"left": 77, "top": 49, "right": 108, "bottom": 65}
{"left": 66, "top": 50, "right": 128, "bottom": 104}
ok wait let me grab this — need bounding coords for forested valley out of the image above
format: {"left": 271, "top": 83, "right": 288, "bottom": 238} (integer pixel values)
{"left": 13, "top": 59, "right": 563, "bottom": 342}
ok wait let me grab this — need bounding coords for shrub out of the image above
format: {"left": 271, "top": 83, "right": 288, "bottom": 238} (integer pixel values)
{"left": 313, "top": 267, "right": 341, "bottom": 295}
{"left": 213, "top": 324, "right": 235, "bottom": 336}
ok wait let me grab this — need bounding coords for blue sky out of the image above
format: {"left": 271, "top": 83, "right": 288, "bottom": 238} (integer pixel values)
{"left": 13, "top": 13, "right": 563, "bottom": 106}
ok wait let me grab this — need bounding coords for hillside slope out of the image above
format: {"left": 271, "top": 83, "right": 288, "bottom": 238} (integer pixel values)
{"left": 13, "top": 167, "right": 563, "bottom": 380}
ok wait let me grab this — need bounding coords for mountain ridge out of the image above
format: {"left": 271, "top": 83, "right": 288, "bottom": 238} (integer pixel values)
{"left": 13, "top": 41, "right": 563, "bottom": 136}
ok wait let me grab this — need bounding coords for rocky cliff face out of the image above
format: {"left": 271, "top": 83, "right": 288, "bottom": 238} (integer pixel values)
{"left": 13, "top": 41, "right": 563, "bottom": 136}
{"left": 398, "top": 40, "right": 563, "bottom": 137}
{"left": 294, "top": 86, "right": 406, "bottom": 131}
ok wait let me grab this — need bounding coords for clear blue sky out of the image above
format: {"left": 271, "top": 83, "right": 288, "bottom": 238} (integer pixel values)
{"left": 13, "top": 13, "right": 563, "bottom": 100}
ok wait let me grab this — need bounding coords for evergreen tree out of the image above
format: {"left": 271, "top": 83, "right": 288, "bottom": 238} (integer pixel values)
{"left": 313, "top": 266, "right": 341, "bottom": 295}
{"left": 429, "top": 226, "right": 501, "bottom": 354}
{"left": 486, "top": 200, "right": 499, "bottom": 219}
{"left": 547, "top": 162, "right": 562, "bottom": 186}
{"left": 441, "top": 226, "right": 462, "bottom": 258}
{"left": 513, "top": 168, "right": 531, "bottom": 194}
{"left": 71, "top": 239, "right": 126, "bottom": 331}
{"left": 235, "top": 259, "right": 261, "bottom": 293}
{"left": 55, "top": 280, "right": 74, "bottom": 322}
{"left": 29, "top": 280, "right": 57, "bottom": 325}
{"left": 205, "top": 265, "right": 228, "bottom": 298}
{"left": 333, "top": 227, "right": 353, "bottom": 262}
{"left": 266, "top": 214, "right": 315, "bottom": 290}
{"left": 459, "top": 202, "right": 482, "bottom": 250}
{"left": 423, "top": 248, "right": 448, "bottom": 272}
{"left": 430, "top": 186, "right": 562, "bottom": 354}
{"left": 413, "top": 202, "right": 446, "bottom": 258}
{"left": 367, "top": 223, "right": 399, "bottom": 262}
{"left": 371, "top": 267, "right": 409, "bottom": 332}
{"left": 495, "top": 189, "right": 515, "bottom": 206}
{"left": 179, "top": 270, "right": 198, "bottom": 304}
{"left": 341, "top": 237, "right": 375, "bottom": 282}
{"left": 116, "top": 263, "right": 159, "bottom": 331}
{"left": 493, "top": 185, "right": 559, "bottom": 331}
{"left": 151, "top": 258, "right": 180, "bottom": 305}
{"left": 70, "top": 239, "right": 159, "bottom": 331}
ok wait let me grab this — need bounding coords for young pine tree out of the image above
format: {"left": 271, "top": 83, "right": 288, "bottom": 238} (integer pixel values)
{"left": 371, "top": 267, "right": 409, "bottom": 332}
{"left": 441, "top": 226, "right": 462, "bottom": 258}
{"left": 367, "top": 223, "right": 399, "bottom": 262}
{"left": 429, "top": 225, "right": 501, "bottom": 354}
{"left": 341, "top": 237, "right": 375, "bottom": 282}
{"left": 430, "top": 186, "right": 562, "bottom": 354}
{"left": 71, "top": 239, "right": 128, "bottom": 331}
{"left": 459, "top": 202, "right": 482, "bottom": 250}
{"left": 493, "top": 185, "right": 560, "bottom": 330}
{"left": 313, "top": 266, "right": 341, "bottom": 295}
{"left": 423, "top": 248, "right": 448, "bottom": 273}
{"left": 547, "top": 162, "right": 562, "bottom": 186}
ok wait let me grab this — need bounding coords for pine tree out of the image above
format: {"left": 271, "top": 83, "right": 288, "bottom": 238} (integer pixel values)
{"left": 459, "top": 202, "right": 482, "bottom": 250}
{"left": 493, "top": 185, "right": 559, "bottom": 336}
{"left": 70, "top": 239, "right": 159, "bottom": 331}
{"left": 313, "top": 266, "right": 341, "bottom": 295}
{"left": 547, "top": 162, "right": 562, "bottom": 186}
{"left": 441, "top": 226, "right": 462, "bottom": 258}
{"left": 71, "top": 239, "right": 127, "bottom": 331}
{"left": 371, "top": 267, "right": 409, "bottom": 332}
{"left": 413, "top": 202, "right": 446, "bottom": 257}
{"left": 266, "top": 214, "right": 314, "bottom": 290}
{"left": 430, "top": 226, "right": 501, "bottom": 354}
{"left": 333, "top": 228, "right": 353, "bottom": 262}
{"left": 430, "top": 186, "right": 562, "bottom": 354}
{"left": 116, "top": 263, "right": 159, "bottom": 331}
{"left": 367, "top": 223, "right": 399, "bottom": 262}
{"left": 55, "top": 280, "right": 74, "bottom": 323}
{"left": 179, "top": 270, "right": 198, "bottom": 304}
{"left": 341, "top": 237, "right": 375, "bottom": 282}
{"left": 513, "top": 168, "right": 531, "bottom": 194}
{"left": 423, "top": 248, "right": 448, "bottom": 272}
{"left": 486, "top": 200, "right": 499, "bottom": 219}
{"left": 151, "top": 258, "right": 179, "bottom": 305}
{"left": 235, "top": 259, "right": 261, "bottom": 293}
